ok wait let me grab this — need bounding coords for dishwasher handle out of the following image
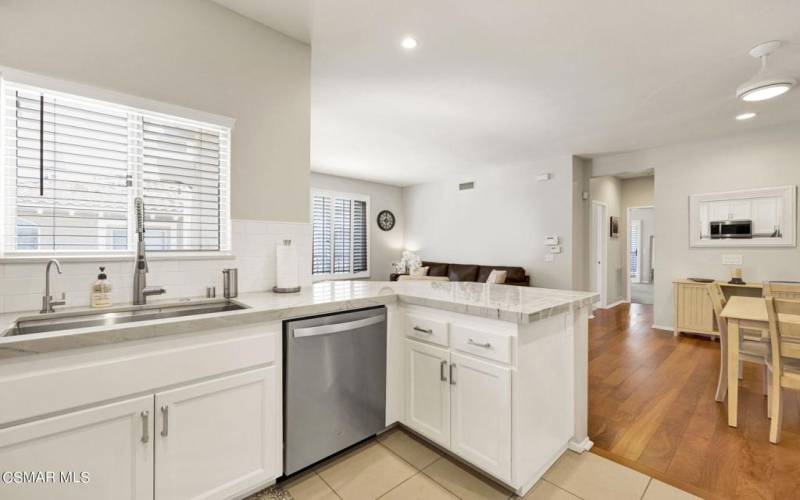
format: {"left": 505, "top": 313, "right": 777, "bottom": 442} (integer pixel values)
{"left": 293, "top": 313, "right": 386, "bottom": 338}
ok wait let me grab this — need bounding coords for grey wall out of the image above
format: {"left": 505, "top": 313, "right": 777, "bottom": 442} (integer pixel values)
{"left": 311, "top": 173, "right": 404, "bottom": 281}
{"left": 0, "top": 0, "right": 311, "bottom": 223}
{"left": 402, "top": 156, "right": 580, "bottom": 290}
{"left": 594, "top": 122, "right": 800, "bottom": 328}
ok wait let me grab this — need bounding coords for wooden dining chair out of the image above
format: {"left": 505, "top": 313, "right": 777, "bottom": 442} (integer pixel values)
{"left": 765, "top": 297, "right": 800, "bottom": 443}
{"left": 708, "top": 283, "right": 771, "bottom": 404}
{"left": 764, "top": 282, "right": 800, "bottom": 300}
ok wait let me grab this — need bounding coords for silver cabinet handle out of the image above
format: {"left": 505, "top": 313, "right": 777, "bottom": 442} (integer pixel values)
{"left": 440, "top": 360, "right": 447, "bottom": 381}
{"left": 160, "top": 405, "right": 169, "bottom": 437}
{"left": 468, "top": 338, "right": 492, "bottom": 349}
{"left": 449, "top": 363, "right": 456, "bottom": 385}
{"left": 413, "top": 326, "right": 433, "bottom": 334}
{"left": 140, "top": 411, "right": 149, "bottom": 443}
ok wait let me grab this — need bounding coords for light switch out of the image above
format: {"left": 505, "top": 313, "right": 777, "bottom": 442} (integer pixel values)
{"left": 544, "top": 236, "right": 559, "bottom": 246}
{"left": 550, "top": 245, "right": 562, "bottom": 254}
{"left": 721, "top": 254, "right": 743, "bottom": 266}
{"left": 545, "top": 254, "right": 555, "bottom": 263}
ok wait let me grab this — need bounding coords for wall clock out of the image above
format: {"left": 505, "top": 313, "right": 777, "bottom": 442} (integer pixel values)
{"left": 377, "top": 210, "right": 396, "bottom": 231}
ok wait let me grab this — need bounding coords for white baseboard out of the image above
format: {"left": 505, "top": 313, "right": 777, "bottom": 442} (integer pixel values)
{"left": 652, "top": 324, "right": 674, "bottom": 332}
{"left": 603, "top": 300, "right": 628, "bottom": 309}
{"left": 568, "top": 437, "right": 594, "bottom": 453}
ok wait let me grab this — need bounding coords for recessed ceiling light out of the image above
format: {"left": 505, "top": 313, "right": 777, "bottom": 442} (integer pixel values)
{"left": 735, "top": 112, "right": 757, "bottom": 121}
{"left": 400, "top": 37, "right": 418, "bottom": 50}
{"left": 736, "top": 41, "right": 796, "bottom": 102}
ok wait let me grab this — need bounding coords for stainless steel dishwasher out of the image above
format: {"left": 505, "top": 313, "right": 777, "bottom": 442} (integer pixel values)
{"left": 283, "top": 306, "right": 387, "bottom": 475}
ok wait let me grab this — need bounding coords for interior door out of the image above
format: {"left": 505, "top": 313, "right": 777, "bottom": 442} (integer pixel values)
{"left": 449, "top": 353, "right": 512, "bottom": 482}
{"left": 591, "top": 202, "right": 607, "bottom": 306}
{"left": 630, "top": 219, "right": 642, "bottom": 283}
{"left": 0, "top": 396, "right": 154, "bottom": 500}
{"left": 154, "top": 367, "right": 277, "bottom": 500}
{"left": 404, "top": 339, "right": 450, "bottom": 448}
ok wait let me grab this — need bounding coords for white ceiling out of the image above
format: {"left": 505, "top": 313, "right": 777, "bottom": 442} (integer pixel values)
{"left": 215, "top": 0, "right": 800, "bottom": 186}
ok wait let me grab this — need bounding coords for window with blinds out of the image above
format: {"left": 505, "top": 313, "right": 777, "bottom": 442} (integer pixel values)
{"left": 311, "top": 190, "right": 369, "bottom": 279}
{"left": 0, "top": 79, "right": 231, "bottom": 255}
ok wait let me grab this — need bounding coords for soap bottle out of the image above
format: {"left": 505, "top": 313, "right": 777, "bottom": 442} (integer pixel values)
{"left": 91, "top": 266, "right": 112, "bottom": 308}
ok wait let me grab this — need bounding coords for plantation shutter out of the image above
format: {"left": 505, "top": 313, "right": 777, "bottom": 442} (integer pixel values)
{"left": 353, "top": 200, "right": 367, "bottom": 272}
{"left": 2, "top": 86, "right": 131, "bottom": 252}
{"left": 312, "top": 193, "right": 333, "bottom": 274}
{"left": 311, "top": 191, "right": 369, "bottom": 277}
{"left": 141, "top": 116, "right": 227, "bottom": 251}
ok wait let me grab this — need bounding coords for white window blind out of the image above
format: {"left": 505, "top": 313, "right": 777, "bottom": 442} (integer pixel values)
{"left": 311, "top": 190, "right": 369, "bottom": 279}
{"left": 1, "top": 80, "right": 231, "bottom": 255}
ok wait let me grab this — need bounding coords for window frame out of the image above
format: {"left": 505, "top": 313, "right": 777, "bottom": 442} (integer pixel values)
{"left": 0, "top": 68, "right": 235, "bottom": 262}
{"left": 311, "top": 188, "right": 371, "bottom": 282}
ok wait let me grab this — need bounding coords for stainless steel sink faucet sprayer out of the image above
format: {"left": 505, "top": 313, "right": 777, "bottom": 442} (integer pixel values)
{"left": 133, "top": 197, "right": 166, "bottom": 305}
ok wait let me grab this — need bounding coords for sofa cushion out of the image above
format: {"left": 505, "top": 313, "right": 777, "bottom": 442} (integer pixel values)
{"left": 477, "top": 266, "right": 526, "bottom": 284}
{"left": 448, "top": 264, "right": 480, "bottom": 282}
{"left": 423, "top": 261, "right": 450, "bottom": 277}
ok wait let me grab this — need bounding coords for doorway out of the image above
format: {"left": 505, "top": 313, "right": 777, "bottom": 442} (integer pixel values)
{"left": 590, "top": 201, "right": 608, "bottom": 308}
{"left": 627, "top": 206, "right": 654, "bottom": 304}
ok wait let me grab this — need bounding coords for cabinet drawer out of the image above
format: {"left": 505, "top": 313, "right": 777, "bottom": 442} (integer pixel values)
{"left": 405, "top": 313, "right": 449, "bottom": 346}
{"left": 451, "top": 324, "right": 512, "bottom": 364}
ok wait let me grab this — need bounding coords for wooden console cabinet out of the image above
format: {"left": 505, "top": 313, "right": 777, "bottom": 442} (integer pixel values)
{"left": 672, "top": 280, "right": 763, "bottom": 337}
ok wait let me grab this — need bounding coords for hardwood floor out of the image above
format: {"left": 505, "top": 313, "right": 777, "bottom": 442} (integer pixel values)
{"left": 588, "top": 303, "right": 800, "bottom": 500}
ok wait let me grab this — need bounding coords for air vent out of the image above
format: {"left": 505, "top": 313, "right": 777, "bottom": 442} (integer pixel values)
{"left": 459, "top": 182, "right": 475, "bottom": 191}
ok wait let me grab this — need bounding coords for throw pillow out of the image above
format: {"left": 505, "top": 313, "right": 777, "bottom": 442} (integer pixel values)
{"left": 486, "top": 269, "right": 508, "bottom": 284}
{"left": 410, "top": 266, "right": 429, "bottom": 277}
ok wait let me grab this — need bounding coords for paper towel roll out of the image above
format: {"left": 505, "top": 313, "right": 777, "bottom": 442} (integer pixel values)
{"left": 276, "top": 240, "right": 299, "bottom": 290}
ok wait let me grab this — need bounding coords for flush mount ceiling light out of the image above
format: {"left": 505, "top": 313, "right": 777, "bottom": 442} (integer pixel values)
{"left": 737, "top": 41, "right": 796, "bottom": 102}
{"left": 400, "top": 37, "right": 418, "bottom": 50}
{"left": 735, "top": 112, "right": 757, "bottom": 121}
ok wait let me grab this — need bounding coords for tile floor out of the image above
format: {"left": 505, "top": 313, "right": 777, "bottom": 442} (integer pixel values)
{"left": 254, "top": 427, "right": 700, "bottom": 500}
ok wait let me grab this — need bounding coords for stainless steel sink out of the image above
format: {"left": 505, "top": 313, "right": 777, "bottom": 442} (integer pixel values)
{"left": 4, "top": 299, "right": 248, "bottom": 336}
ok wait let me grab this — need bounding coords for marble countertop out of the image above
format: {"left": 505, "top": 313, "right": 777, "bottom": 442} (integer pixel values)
{"left": 0, "top": 281, "right": 598, "bottom": 359}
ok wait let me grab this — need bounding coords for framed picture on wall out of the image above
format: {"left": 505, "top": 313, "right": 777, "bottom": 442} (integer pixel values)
{"left": 610, "top": 216, "right": 619, "bottom": 238}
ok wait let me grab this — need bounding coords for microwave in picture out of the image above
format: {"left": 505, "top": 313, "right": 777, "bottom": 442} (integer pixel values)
{"left": 709, "top": 219, "right": 752, "bottom": 239}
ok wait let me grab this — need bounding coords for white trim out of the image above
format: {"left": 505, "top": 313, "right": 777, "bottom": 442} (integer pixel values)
{"left": 0, "top": 252, "right": 235, "bottom": 264}
{"left": 0, "top": 67, "right": 235, "bottom": 128}
{"left": 568, "top": 437, "right": 594, "bottom": 453}
{"left": 591, "top": 201, "right": 608, "bottom": 307}
{"left": 688, "top": 185, "right": 796, "bottom": 248}
{"left": 603, "top": 300, "right": 628, "bottom": 309}
{"left": 652, "top": 324, "right": 674, "bottom": 332}
{"left": 625, "top": 205, "right": 654, "bottom": 303}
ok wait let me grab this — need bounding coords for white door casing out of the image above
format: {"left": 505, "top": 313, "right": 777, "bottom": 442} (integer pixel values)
{"left": 590, "top": 201, "right": 608, "bottom": 307}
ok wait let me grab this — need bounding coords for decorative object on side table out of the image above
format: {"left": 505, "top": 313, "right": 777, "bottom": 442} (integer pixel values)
{"left": 377, "top": 210, "right": 396, "bottom": 231}
{"left": 728, "top": 266, "right": 745, "bottom": 285}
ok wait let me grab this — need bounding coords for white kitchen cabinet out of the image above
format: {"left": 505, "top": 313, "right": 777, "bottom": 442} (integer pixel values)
{"left": 405, "top": 339, "right": 450, "bottom": 447}
{"left": 154, "top": 367, "right": 278, "bottom": 500}
{"left": 450, "top": 353, "right": 511, "bottom": 481}
{"left": 0, "top": 395, "right": 154, "bottom": 500}
{"left": 753, "top": 197, "right": 779, "bottom": 234}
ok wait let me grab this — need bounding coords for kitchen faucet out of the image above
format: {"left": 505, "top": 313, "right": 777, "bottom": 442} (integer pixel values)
{"left": 133, "top": 197, "right": 166, "bottom": 305}
{"left": 40, "top": 259, "right": 67, "bottom": 313}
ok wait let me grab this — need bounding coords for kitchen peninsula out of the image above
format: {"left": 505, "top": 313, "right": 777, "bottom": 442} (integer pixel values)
{"left": 0, "top": 281, "right": 596, "bottom": 499}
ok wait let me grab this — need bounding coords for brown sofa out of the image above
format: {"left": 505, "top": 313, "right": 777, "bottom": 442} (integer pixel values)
{"left": 420, "top": 261, "right": 530, "bottom": 286}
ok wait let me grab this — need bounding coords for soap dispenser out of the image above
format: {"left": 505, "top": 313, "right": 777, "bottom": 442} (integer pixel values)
{"left": 91, "top": 266, "right": 112, "bottom": 308}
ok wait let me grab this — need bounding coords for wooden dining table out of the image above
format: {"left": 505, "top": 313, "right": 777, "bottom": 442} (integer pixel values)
{"left": 720, "top": 296, "right": 768, "bottom": 427}
{"left": 720, "top": 295, "right": 800, "bottom": 427}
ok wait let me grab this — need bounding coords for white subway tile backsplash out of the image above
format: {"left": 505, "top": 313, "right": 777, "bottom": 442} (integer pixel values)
{"left": 0, "top": 219, "right": 311, "bottom": 313}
